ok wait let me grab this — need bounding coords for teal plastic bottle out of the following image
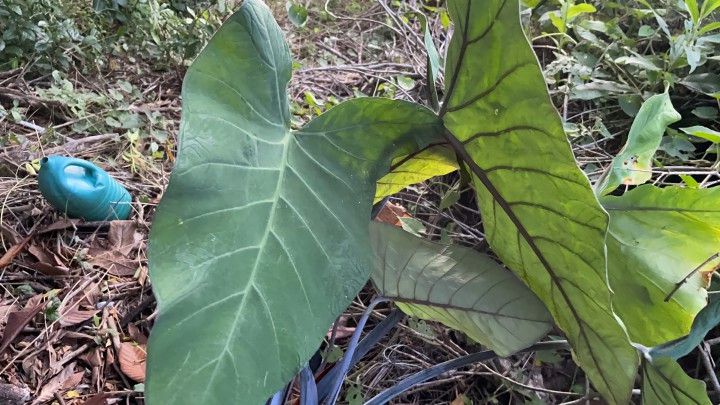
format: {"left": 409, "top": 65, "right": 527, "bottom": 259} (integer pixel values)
{"left": 38, "top": 156, "right": 132, "bottom": 221}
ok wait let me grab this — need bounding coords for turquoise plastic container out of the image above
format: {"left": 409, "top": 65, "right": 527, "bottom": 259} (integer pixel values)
{"left": 38, "top": 156, "right": 132, "bottom": 221}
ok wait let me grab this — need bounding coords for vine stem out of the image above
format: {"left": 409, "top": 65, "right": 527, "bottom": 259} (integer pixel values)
{"left": 364, "top": 340, "right": 570, "bottom": 405}
{"left": 324, "top": 297, "right": 390, "bottom": 405}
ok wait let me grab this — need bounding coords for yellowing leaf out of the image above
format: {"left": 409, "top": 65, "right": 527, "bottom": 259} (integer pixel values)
{"left": 374, "top": 145, "right": 458, "bottom": 203}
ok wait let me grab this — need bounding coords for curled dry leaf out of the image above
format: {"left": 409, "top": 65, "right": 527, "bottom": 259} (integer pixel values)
{"left": 119, "top": 342, "right": 146, "bottom": 382}
{"left": 27, "top": 243, "right": 68, "bottom": 276}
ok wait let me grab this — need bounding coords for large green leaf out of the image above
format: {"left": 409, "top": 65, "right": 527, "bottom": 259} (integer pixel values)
{"left": 374, "top": 145, "right": 458, "bottom": 203}
{"left": 596, "top": 92, "right": 681, "bottom": 195}
{"left": 651, "top": 295, "right": 720, "bottom": 360}
{"left": 603, "top": 185, "right": 720, "bottom": 345}
{"left": 146, "top": 2, "right": 443, "bottom": 403}
{"left": 439, "top": 1, "right": 637, "bottom": 402}
{"left": 641, "top": 357, "right": 710, "bottom": 405}
{"left": 369, "top": 222, "right": 552, "bottom": 356}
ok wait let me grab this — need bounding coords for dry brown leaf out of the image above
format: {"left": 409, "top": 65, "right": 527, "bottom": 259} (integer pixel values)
{"left": 0, "top": 235, "right": 32, "bottom": 269}
{"left": 27, "top": 243, "right": 54, "bottom": 264}
{"left": 0, "top": 383, "right": 30, "bottom": 405}
{"left": 30, "top": 262, "right": 70, "bottom": 276}
{"left": 38, "top": 218, "right": 79, "bottom": 234}
{"left": 0, "top": 296, "right": 44, "bottom": 354}
{"left": 59, "top": 305, "right": 99, "bottom": 327}
{"left": 27, "top": 244, "right": 68, "bottom": 276}
{"left": 118, "top": 342, "right": 146, "bottom": 382}
{"left": 81, "top": 393, "right": 107, "bottom": 405}
{"left": 0, "top": 223, "right": 21, "bottom": 244}
{"left": 0, "top": 301, "right": 20, "bottom": 335}
{"left": 326, "top": 315, "right": 355, "bottom": 340}
{"left": 375, "top": 202, "right": 410, "bottom": 227}
{"left": 59, "top": 282, "right": 101, "bottom": 326}
{"left": 108, "top": 221, "right": 143, "bottom": 256}
{"left": 127, "top": 324, "right": 147, "bottom": 345}
{"left": 32, "top": 362, "right": 82, "bottom": 404}
{"left": 87, "top": 221, "right": 142, "bottom": 276}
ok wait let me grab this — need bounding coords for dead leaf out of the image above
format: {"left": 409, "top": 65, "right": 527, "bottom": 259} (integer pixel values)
{"left": 32, "top": 362, "right": 82, "bottom": 404}
{"left": 59, "top": 282, "right": 100, "bottom": 326}
{"left": 375, "top": 202, "right": 410, "bottom": 227}
{"left": 0, "top": 296, "right": 44, "bottom": 354}
{"left": 87, "top": 221, "right": 143, "bottom": 276}
{"left": 0, "top": 301, "right": 20, "bottom": 335}
{"left": 0, "top": 235, "right": 32, "bottom": 269}
{"left": 65, "top": 390, "right": 81, "bottom": 399}
{"left": 118, "top": 342, "right": 146, "bottom": 382}
{"left": 38, "top": 218, "right": 80, "bottom": 234}
{"left": 108, "top": 221, "right": 142, "bottom": 256}
{"left": 26, "top": 243, "right": 69, "bottom": 276}
{"left": 29, "top": 262, "right": 69, "bottom": 276}
{"left": 59, "top": 305, "right": 99, "bottom": 327}
{"left": 136, "top": 266, "right": 148, "bottom": 286}
{"left": 326, "top": 315, "right": 355, "bottom": 340}
{"left": 451, "top": 394, "right": 470, "bottom": 405}
{"left": 0, "top": 223, "right": 21, "bottom": 244}
{"left": 28, "top": 243, "right": 54, "bottom": 264}
{"left": 0, "top": 383, "right": 30, "bottom": 405}
{"left": 127, "top": 324, "right": 147, "bottom": 345}
{"left": 82, "top": 393, "right": 107, "bottom": 405}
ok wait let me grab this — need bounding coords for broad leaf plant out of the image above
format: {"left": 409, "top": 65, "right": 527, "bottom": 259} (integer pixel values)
{"left": 147, "top": 0, "right": 720, "bottom": 403}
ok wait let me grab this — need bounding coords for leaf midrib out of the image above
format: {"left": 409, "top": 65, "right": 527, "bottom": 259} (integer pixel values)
{"left": 443, "top": 126, "right": 619, "bottom": 398}
{"left": 196, "top": 8, "right": 291, "bottom": 393}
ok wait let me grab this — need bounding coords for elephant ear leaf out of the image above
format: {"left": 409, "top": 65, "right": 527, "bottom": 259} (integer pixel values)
{"left": 439, "top": 0, "right": 637, "bottom": 402}
{"left": 147, "top": 1, "right": 444, "bottom": 403}
{"left": 369, "top": 221, "right": 552, "bottom": 356}
{"left": 641, "top": 357, "right": 711, "bottom": 405}
{"left": 596, "top": 92, "right": 681, "bottom": 195}
{"left": 602, "top": 185, "right": 720, "bottom": 346}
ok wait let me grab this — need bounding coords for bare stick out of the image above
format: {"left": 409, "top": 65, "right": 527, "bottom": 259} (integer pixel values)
{"left": 664, "top": 252, "right": 720, "bottom": 302}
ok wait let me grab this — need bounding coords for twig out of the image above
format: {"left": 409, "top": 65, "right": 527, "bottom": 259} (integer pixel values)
{"left": 40, "top": 133, "right": 119, "bottom": 157}
{"left": 664, "top": 252, "right": 720, "bottom": 302}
